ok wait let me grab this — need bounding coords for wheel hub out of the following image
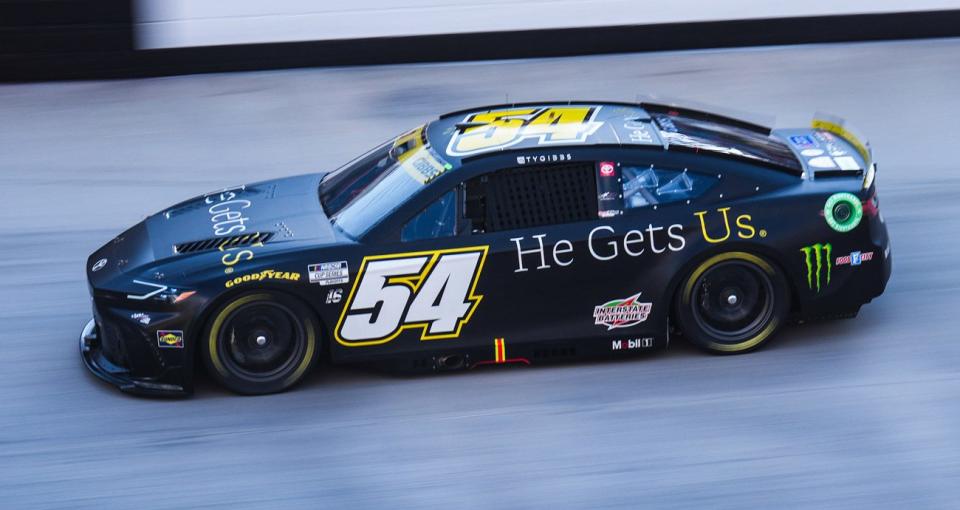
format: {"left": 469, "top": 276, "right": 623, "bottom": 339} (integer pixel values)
{"left": 220, "top": 302, "right": 302, "bottom": 378}
{"left": 692, "top": 260, "right": 775, "bottom": 342}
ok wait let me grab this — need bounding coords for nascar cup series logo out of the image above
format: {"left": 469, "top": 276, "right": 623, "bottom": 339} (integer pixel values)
{"left": 593, "top": 292, "right": 652, "bottom": 330}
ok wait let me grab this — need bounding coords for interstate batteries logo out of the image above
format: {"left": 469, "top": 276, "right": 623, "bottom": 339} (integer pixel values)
{"left": 801, "top": 243, "right": 832, "bottom": 292}
{"left": 593, "top": 292, "right": 652, "bottom": 330}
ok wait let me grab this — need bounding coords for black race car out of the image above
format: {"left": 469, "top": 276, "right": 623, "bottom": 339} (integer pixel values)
{"left": 80, "top": 101, "right": 891, "bottom": 396}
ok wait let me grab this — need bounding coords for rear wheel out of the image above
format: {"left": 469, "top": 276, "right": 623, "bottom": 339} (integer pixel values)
{"left": 202, "top": 292, "right": 320, "bottom": 395}
{"left": 676, "top": 252, "right": 789, "bottom": 354}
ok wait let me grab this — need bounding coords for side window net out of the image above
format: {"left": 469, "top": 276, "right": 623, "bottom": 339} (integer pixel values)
{"left": 657, "top": 172, "right": 693, "bottom": 196}
{"left": 622, "top": 166, "right": 715, "bottom": 209}
{"left": 465, "top": 162, "right": 597, "bottom": 233}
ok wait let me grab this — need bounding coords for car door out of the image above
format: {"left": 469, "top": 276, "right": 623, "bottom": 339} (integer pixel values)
{"left": 348, "top": 154, "right": 609, "bottom": 361}
{"left": 429, "top": 154, "right": 642, "bottom": 359}
{"left": 395, "top": 154, "right": 714, "bottom": 357}
{"left": 329, "top": 186, "right": 490, "bottom": 358}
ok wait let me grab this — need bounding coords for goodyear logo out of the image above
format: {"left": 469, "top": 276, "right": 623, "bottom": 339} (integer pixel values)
{"left": 225, "top": 269, "right": 301, "bottom": 288}
{"left": 800, "top": 243, "right": 832, "bottom": 292}
{"left": 157, "top": 330, "right": 184, "bottom": 349}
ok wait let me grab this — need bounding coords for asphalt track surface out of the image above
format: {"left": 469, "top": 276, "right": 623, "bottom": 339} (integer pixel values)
{"left": 2, "top": 38, "right": 960, "bottom": 509}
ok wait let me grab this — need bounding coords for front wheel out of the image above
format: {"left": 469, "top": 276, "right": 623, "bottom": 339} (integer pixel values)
{"left": 676, "top": 252, "right": 789, "bottom": 354}
{"left": 202, "top": 292, "right": 320, "bottom": 395}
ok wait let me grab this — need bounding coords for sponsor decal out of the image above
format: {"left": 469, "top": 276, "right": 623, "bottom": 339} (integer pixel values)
{"left": 800, "top": 149, "right": 824, "bottom": 157}
{"left": 836, "top": 250, "right": 874, "bottom": 266}
{"left": 157, "top": 330, "right": 184, "bottom": 349}
{"left": 694, "top": 207, "right": 765, "bottom": 243}
{"left": 224, "top": 269, "right": 301, "bottom": 288}
{"left": 801, "top": 243, "right": 832, "bottom": 292}
{"left": 824, "top": 192, "right": 863, "bottom": 233}
{"left": 623, "top": 120, "right": 655, "bottom": 144}
{"left": 808, "top": 156, "right": 837, "bottom": 169}
{"left": 400, "top": 149, "right": 449, "bottom": 184}
{"left": 394, "top": 127, "right": 452, "bottom": 184}
{"left": 594, "top": 292, "right": 653, "bottom": 330}
{"left": 599, "top": 161, "right": 616, "bottom": 177}
{"left": 335, "top": 247, "right": 488, "bottom": 346}
{"left": 811, "top": 117, "right": 872, "bottom": 163}
{"left": 598, "top": 191, "right": 619, "bottom": 202}
{"left": 826, "top": 143, "right": 848, "bottom": 157}
{"left": 220, "top": 243, "right": 259, "bottom": 275}
{"left": 612, "top": 337, "right": 654, "bottom": 351}
{"left": 204, "top": 188, "right": 264, "bottom": 275}
{"left": 515, "top": 153, "right": 573, "bottom": 165}
{"left": 447, "top": 106, "right": 604, "bottom": 157}
{"left": 790, "top": 135, "right": 816, "bottom": 148}
{"left": 325, "top": 288, "right": 343, "bottom": 304}
{"left": 813, "top": 131, "right": 835, "bottom": 143}
{"left": 510, "top": 207, "right": 764, "bottom": 273}
{"left": 655, "top": 115, "right": 678, "bottom": 132}
{"left": 834, "top": 156, "right": 860, "bottom": 171}
{"left": 510, "top": 223, "right": 685, "bottom": 272}
{"left": 130, "top": 312, "right": 151, "bottom": 325}
{"left": 309, "top": 261, "right": 349, "bottom": 286}
{"left": 205, "top": 188, "right": 252, "bottom": 237}
{"left": 91, "top": 258, "right": 107, "bottom": 272}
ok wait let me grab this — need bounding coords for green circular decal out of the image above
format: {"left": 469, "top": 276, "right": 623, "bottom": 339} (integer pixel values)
{"left": 824, "top": 192, "right": 863, "bottom": 232}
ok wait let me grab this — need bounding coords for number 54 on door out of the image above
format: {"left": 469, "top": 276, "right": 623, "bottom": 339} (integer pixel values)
{"left": 334, "top": 246, "right": 489, "bottom": 347}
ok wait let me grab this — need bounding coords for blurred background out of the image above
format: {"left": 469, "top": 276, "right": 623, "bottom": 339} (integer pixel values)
{"left": 2, "top": 2, "right": 960, "bottom": 508}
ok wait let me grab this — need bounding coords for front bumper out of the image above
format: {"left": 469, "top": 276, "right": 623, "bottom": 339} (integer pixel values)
{"left": 80, "top": 318, "right": 189, "bottom": 397}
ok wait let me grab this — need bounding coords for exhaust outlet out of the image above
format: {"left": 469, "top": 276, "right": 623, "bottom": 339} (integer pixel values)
{"left": 436, "top": 354, "right": 465, "bottom": 371}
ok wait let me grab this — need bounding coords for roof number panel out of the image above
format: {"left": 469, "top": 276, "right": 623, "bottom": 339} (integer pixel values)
{"left": 442, "top": 104, "right": 661, "bottom": 158}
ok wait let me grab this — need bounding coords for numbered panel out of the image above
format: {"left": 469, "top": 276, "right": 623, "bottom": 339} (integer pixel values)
{"left": 335, "top": 246, "right": 489, "bottom": 346}
{"left": 446, "top": 106, "right": 604, "bottom": 157}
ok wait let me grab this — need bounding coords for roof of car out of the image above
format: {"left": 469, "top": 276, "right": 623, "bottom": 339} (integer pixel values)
{"left": 427, "top": 102, "right": 656, "bottom": 160}
{"left": 423, "top": 101, "right": 801, "bottom": 175}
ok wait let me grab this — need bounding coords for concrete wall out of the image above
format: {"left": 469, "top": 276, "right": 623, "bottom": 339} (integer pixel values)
{"left": 135, "top": 0, "right": 960, "bottom": 49}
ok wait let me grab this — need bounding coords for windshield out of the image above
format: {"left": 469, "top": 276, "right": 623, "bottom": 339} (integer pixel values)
{"left": 319, "top": 125, "right": 452, "bottom": 238}
{"left": 650, "top": 110, "right": 801, "bottom": 171}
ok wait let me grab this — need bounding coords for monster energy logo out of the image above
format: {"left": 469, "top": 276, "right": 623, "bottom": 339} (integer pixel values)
{"left": 800, "top": 243, "right": 832, "bottom": 292}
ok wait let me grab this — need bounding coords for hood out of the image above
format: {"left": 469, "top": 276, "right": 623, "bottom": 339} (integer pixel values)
{"left": 87, "top": 173, "right": 338, "bottom": 285}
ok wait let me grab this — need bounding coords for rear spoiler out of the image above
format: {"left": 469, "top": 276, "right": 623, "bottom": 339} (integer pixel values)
{"left": 812, "top": 112, "right": 876, "bottom": 189}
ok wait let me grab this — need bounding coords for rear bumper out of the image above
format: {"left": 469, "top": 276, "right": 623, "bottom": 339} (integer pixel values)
{"left": 79, "top": 318, "right": 189, "bottom": 397}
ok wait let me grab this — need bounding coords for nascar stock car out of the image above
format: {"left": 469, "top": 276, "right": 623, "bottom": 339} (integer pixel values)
{"left": 80, "top": 101, "right": 890, "bottom": 396}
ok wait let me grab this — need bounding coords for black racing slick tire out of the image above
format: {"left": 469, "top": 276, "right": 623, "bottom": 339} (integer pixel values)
{"left": 202, "top": 292, "right": 320, "bottom": 395}
{"left": 676, "top": 252, "right": 789, "bottom": 354}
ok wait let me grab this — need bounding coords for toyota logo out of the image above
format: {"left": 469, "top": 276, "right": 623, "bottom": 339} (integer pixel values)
{"left": 91, "top": 258, "right": 108, "bottom": 272}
